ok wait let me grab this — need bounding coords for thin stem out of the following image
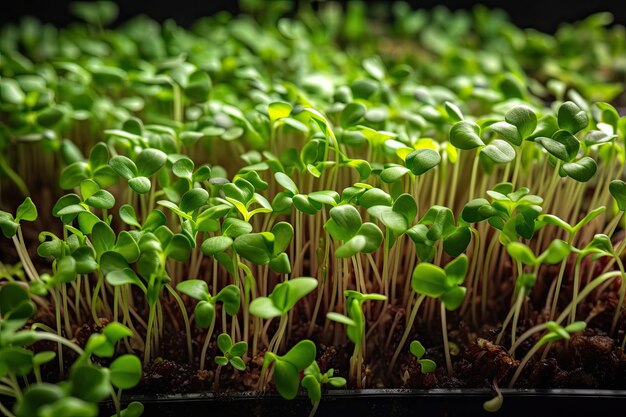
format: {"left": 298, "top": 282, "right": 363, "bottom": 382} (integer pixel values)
{"left": 441, "top": 302, "right": 453, "bottom": 375}
{"left": 389, "top": 294, "right": 426, "bottom": 371}
{"left": 200, "top": 318, "right": 216, "bottom": 371}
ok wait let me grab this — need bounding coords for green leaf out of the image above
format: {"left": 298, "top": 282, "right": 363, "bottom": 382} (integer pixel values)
{"left": 278, "top": 277, "right": 318, "bottom": 312}
{"left": 0, "top": 216, "right": 19, "bottom": 238}
{"left": 136, "top": 148, "right": 167, "bottom": 177}
{"left": 327, "top": 312, "right": 357, "bottom": 326}
{"left": 268, "top": 252, "right": 292, "bottom": 273}
{"left": 273, "top": 360, "right": 300, "bottom": 400}
{"left": 103, "top": 322, "right": 133, "bottom": 344}
{"left": 109, "top": 156, "right": 137, "bottom": 180}
{"left": 490, "top": 121, "right": 522, "bottom": 146}
{"left": 409, "top": 340, "right": 426, "bottom": 359}
{"left": 128, "top": 176, "right": 151, "bottom": 194}
{"left": 450, "top": 121, "right": 483, "bottom": 150}
{"left": 268, "top": 102, "right": 292, "bottom": 124}
{"left": 180, "top": 188, "right": 209, "bottom": 212}
{"left": 72, "top": 247, "right": 98, "bottom": 274}
{"left": 194, "top": 300, "right": 216, "bottom": 328}
{"left": 176, "top": 279, "right": 209, "bottom": 301}
{"left": 55, "top": 256, "right": 77, "bottom": 283}
{"left": 272, "top": 222, "right": 294, "bottom": 255}
{"left": 610, "top": 180, "right": 626, "bottom": 212}
{"left": 110, "top": 355, "right": 142, "bottom": 389}
{"left": 231, "top": 341, "right": 248, "bottom": 357}
{"left": 481, "top": 139, "right": 515, "bottom": 164}
{"left": 14, "top": 384, "right": 64, "bottom": 417}
{"left": 444, "top": 255, "right": 468, "bottom": 285}
{"left": 84, "top": 190, "right": 115, "bottom": 209}
{"left": 70, "top": 1, "right": 118, "bottom": 26}
{"left": 275, "top": 172, "right": 299, "bottom": 194}
{"left": 0, "top": 346, "right": 33, "bottom": 376}
{"left": 443, "top": 226, "right": 471, "bottom": 257}
{"left": 39, "top": 397, "right": 99, "bottom": 417}
{"left": 0, "top": 282, "right": 35, "bottom": 320}
{"left": 230, "top": 357, "right": 246, "bottom": 371}
{"left": 233, "top": 233, "right": 272, "bottom": 265}
{"left": 335, "top": 235, "right": 367, "bottom": 258}
{"left": 411, "top": 263, "right": 447, "bottom": 297}
{"left": 507, "top": 242, "right": 536, "bottom": 265}
{"left": 419, "top": 359, "right": 436, "bottom": 374}
{"left": 280, "top": 339, "right": 317, "bottom": 370}
{"left": 16, "top": 197, "right": 38, "bottom": 222}
{"left": 201, "top": 236, "right": 233, "bottom": 256}
{"left": 340, "top": 102, "right": 366, "bottom": 128}
{"left": 536, "top": 130, "right": 580, "bottom": 162}
{"left": 325, "top": 205, "right": 362, "bottom": 241}
{"left": 405, "top": 149, "right": 441, "bottom": 175}
{"left": 562, "top": 157, "right": 597, "bottom": 182}
{"left": 71, "top": 365, "right": 110, "bottom": 402}
{"left": 215, "top": 285, "right": 241, "bottom": 316}
{"left": 1, "top": 78, "right": 25, "bottom": 104}
{"left": 119, "top": 205, "right": 141, "bottom": 228}
{"left": 380, "top": 166, "right": 410, "bottom": 183}
{"left": 92, "top": 221, "right": 115, "bottom": 256}
{"left": 249, "top": 297, "right": 283, "bottom": 318}
{"left": 557, "top": 101, "right": 588, "bottom": 134}
{"left": 115, "top": 402, "right": 144, "bottom": 417}
{"left": 217, "top": 333, "right": 233, "bottom": 354}
{"left": 441, "top": 286, "right": 466, "bottom": 310}
{"left": 172, "top": 158, "right": 194, "bottom": 179}
{"left": 505, "top": 105, "right": 537, "bottom": 139}
{"left": 302, "top": 374, "right": 321, "bottom": 404}
{"left": 444, "top": 101, "right": 463, "bottom": 122}
{"left": 215, "top": 356, "right": 229, "bottom": 366}
{"left": 106, "top": 268, "right": 143, "bottom": 288}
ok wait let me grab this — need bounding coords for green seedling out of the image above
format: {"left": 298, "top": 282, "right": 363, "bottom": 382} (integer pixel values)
{"left": 250, "top": 277, "right": 317, "bottom": 353}
{"left": 408, "top": 340, "right": 436, "bottom": 374}
{"left": 327, "top": 290, "right": 386, "bottom": 387}
{"left": 302, "top": 361, "right": 347, "bottom": 416}
{"left": 214, "top": 333, "right": 247, "bottom": 390}
{"left": 260, "top": 339, "right": 316, "bottom": 399}
{"left": 176, "top": 280, "right": 240, "bottom": 370}
{"left": 409, "top": 255, "right": 468, "bottom": 375}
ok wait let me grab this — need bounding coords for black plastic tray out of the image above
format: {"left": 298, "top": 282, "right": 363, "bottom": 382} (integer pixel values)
{"left": 104, "top": 389, "right": 626, "bottom": 416}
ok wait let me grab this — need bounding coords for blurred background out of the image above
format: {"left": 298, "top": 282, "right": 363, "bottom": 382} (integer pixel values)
{"left": 2, "top": 0, "right": 626, "bottom": 32}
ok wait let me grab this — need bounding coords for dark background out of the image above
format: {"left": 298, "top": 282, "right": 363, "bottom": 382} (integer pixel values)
{"left": 2, "top": 0, "right": 626, "bottom": 33}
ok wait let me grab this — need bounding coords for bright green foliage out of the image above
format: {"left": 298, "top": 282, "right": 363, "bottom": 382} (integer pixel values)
{"left": 215, "top": 333, "right": 248, "bottom": 371}
{"left": 176, "top": 280, "right": 240, "bottom": 327}
{"left": 409, "top": 341, "right": 436, "bottom": 373}
{"left": 302, "top": 361, "right": 347, "bottom": 404}
{"left": 249, "top": 277, "right": 317, "bottom": 319}
{"left": 262, "top": 340, "right": 317, "bottom": 400}
{"left": 326, "top": 290, "right": 386, "bottom": 344}
{"left": 412, "top": 255, "right": 468, "bottom": 310}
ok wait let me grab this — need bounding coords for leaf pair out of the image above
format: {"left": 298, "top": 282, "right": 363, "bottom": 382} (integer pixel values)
{"left": 324, "top": 205, "right": 383, "bottom": 258}
{"left": 215, "top": 333, "right": 247, "bottom": 371}
{"left": 110, "top": 148, "right": 167, "bottom": 194}
{"left": 249, "top": 277, "right": 317, "bottom": 319}
{"left": 326, "top": 290, "right": 386, "bottom": 345}
{"left": 233, "top": 222, "right": 293, "bottom": 273}
{"left": 176, "top": 280, "right": 241, "bottom": 327}
{"left": 409, "top": 341, "right": 436, "bottom": 374}
{"left": 0, "top": 197, "right": 37, "bottom": 238}
{"left": 450, "top": 121, "right": 516, "bottom": 164}
{"left": 262, "top": 340, "right": 316, "bottom": 400}
{"left": 406, "top": 205, "right": 471, "bottom": 260}
{"left": 302, "top": 361, "right": 346, "bottom": 405}
{"left": 366, "top": 193, "right": 417, "bottom": 237}
{"left": 411, "top": 255, "right": 468, "bottom": 310}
